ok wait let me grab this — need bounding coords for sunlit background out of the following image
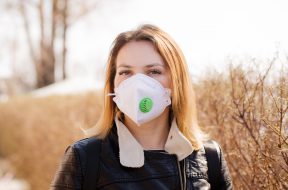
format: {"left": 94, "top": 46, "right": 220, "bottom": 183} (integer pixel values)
{"left": 0, "top": 0, "right": 288, "bottom": 189}
{"left": 1, "top": 0, "right": 288, "bottom": 87}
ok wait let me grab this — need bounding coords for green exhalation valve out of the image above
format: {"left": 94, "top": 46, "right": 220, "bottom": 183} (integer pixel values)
{"left": 139, "top": 97, "right": 153, "bottom": 113}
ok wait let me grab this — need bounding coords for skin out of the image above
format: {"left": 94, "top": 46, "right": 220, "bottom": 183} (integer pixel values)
{"left": 114, "top": 41, "right": 172, "bottom": 150}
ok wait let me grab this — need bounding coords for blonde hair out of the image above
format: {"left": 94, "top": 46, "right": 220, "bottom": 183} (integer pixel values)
{"left": 86, "top": 24, "right": 205, "bottom": 150}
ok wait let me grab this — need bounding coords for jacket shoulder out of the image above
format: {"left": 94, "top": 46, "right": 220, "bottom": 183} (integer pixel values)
{"left": 204, "top": 140, "right": 233, "bottom": 189}
{"left": 203, "top": 140, "right": 221, "bottom": 155}
{"left": 72, "top": 137, "right": 102, "bottom": 150}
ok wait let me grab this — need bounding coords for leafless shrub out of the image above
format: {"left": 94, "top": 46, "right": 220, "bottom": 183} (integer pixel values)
{"left": 196, "top": 54, "right": 288, "bottom": 189}
{"left": 0, "top": 91, "right": 103, "bottom": 189}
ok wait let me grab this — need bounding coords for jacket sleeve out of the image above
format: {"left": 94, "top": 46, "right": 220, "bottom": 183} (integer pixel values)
{"left": 50, "top": 146, "right": 83, "bottom": 190}
{"left": 218, "top": 145, "right": 233, "bottom": 190}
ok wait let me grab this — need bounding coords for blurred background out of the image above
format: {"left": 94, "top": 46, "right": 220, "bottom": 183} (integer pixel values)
{"left": 0, "top": 0, "right": 287, "bottom": 189}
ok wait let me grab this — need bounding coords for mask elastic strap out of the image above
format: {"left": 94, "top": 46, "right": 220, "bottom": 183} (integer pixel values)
{"left": 107, "top": 93, "right": 116, "bottom": 96}
{"left": 164, "top": 89, "right": 172, "bottom": 106}
{"left": 165, "top": 89, "right": 171, "bottom": 96}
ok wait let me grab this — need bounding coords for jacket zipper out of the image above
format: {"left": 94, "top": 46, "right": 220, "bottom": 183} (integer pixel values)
{"left": 154, "top": 152, "right": 187, "bottom": 190}
{"left": 183, "top": 158, "right": 186, "bottom": 190}
{"left": 176, "top": 157, "right": 186, "bottom": 190}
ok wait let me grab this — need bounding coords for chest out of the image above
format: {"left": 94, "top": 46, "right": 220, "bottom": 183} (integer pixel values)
{"left": 96, "top": 149, "right": 211, "bottom": 190}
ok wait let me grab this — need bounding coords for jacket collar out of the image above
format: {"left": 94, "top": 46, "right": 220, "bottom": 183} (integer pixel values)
{"left": 115, "top": 117, "right": 194, "bottom": 168}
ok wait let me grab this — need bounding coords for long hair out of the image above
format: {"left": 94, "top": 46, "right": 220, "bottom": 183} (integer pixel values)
{"left": 85, "top": 24, "right": 205, "bottom": 150}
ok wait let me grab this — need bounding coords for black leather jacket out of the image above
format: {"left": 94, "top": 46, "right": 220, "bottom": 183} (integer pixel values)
{"left": 51, "top": 124, "right": 233, "bottom": 190}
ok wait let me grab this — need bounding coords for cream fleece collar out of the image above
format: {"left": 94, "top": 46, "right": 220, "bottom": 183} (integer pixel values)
{"left": 115, "top": 117, "right": 194, "bottom": 168}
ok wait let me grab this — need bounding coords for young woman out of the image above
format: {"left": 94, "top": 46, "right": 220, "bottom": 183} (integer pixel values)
{"left": 51, "top": 24, "right": 233, "bottom": 190}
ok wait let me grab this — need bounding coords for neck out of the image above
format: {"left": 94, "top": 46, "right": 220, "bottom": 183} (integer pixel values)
{"left": 123, "top": 108, "right": 170, "bottom": 150}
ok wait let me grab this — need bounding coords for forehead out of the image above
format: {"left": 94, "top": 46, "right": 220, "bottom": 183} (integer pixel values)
{"left": 116, "top": 41, "right": 165, "bottom": 67}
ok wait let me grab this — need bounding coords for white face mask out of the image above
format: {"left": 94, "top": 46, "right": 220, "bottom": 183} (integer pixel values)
{"left": 109, "top": 73, "right": 171, "bottom": 126}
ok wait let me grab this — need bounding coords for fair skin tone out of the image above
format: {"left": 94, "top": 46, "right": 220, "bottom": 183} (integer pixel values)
{"left": 114, "top": 40, "right": 172, "bottom": 150}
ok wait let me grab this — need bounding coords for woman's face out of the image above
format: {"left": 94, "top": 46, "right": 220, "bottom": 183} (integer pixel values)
{"left": 114, "top": 41, "right": 172, "bottom": 89}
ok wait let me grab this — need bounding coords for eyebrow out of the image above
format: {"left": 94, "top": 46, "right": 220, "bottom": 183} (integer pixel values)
{"left": 145, "top": 63, "right": 164, "bottom": 68}
{"left": 117, "top": 63, "right": 164, "bottom": 68}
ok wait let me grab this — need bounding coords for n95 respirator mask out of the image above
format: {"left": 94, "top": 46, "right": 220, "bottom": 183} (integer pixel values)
{"left": 108, "top": 73, "right": 171, "bottom": 126}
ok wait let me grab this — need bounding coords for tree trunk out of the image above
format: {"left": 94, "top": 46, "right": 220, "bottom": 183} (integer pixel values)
{"left": 18, "top": 0, "right": 101, "bottom": 89}
{"left": 61, "top": 0, "right": 68, "bottom": 80}
{"left": 36, "top": 0, "right": 55, "bottom": 88}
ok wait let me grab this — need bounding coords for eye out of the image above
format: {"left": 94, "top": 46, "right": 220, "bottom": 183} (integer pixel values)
{"left": 118, "top": 70, "right": 131, "bottom": 76}
{"left": 148, "top": 69, "right": 162, "bottom": 75}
